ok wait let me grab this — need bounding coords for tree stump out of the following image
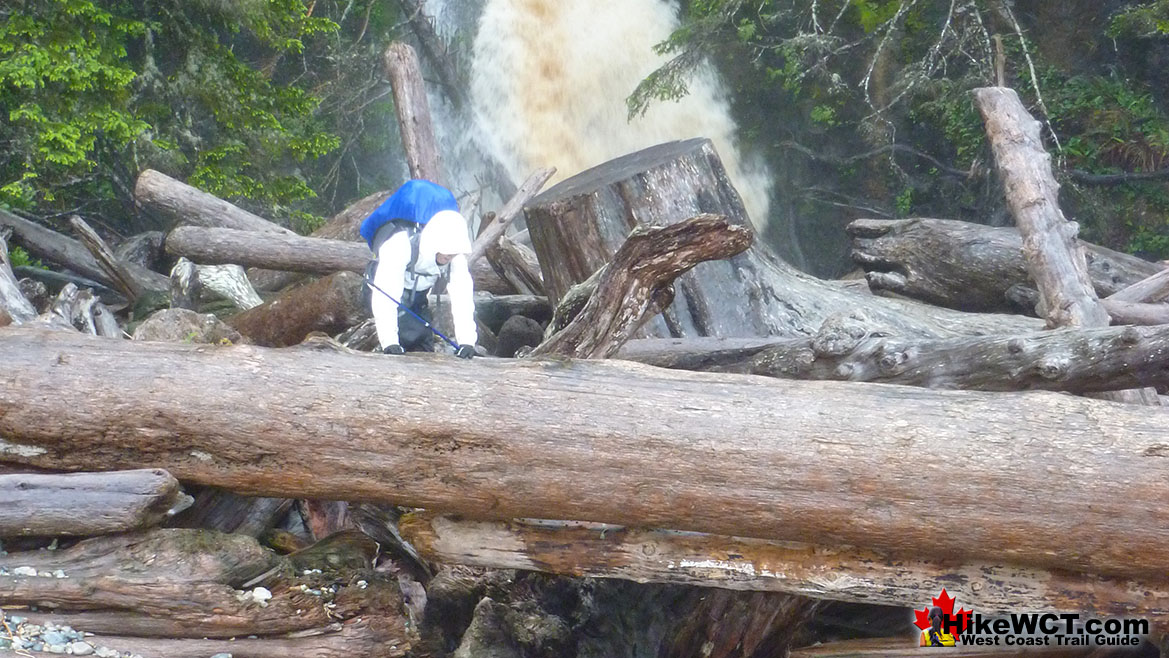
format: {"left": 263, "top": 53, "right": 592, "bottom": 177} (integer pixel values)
{"left": 525, "top": 139, "right": 1043, "bottom": 339}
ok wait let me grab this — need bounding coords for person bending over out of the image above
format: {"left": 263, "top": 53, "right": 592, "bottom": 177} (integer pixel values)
{"left": 360, "top": 179, "right": 478, "bottom": 357}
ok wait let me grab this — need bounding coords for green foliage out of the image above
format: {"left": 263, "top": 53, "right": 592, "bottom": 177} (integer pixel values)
{"left": 0, "top": 0, "right": 405, "bottom": 234}
{"left": 1109, "top": 0, "right": 1169, "bottom": 37}
{"left": 636, "top": 0, "right": 1169, "bottom": 262}
{"left": 8, "top": 245, "right": 43, "bottom": 269}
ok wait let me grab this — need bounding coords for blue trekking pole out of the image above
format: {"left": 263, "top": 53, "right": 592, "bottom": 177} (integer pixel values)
{"left": 363, "top": 277, "right": 461, "bottom": 350}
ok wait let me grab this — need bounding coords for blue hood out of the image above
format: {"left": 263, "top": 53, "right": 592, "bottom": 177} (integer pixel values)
{"left": 360, "top": 180, "right": 460, "bottom": 247}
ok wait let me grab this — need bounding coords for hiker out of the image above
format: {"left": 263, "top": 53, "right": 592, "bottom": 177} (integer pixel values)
{"left": 919, "top": 606, "right": 957, "bottom": 647}
{"left": 360, "top": 179, "right": 478, "bottom": 358}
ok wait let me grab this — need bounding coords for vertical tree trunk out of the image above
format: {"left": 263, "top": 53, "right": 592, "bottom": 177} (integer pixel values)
{"left": 383, "top": 43, "right": 442, "bottom": 184}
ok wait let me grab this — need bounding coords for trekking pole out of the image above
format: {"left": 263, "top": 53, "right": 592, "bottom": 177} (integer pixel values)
{"left": 363, "top": 277, "right": 461, "bottom": 350}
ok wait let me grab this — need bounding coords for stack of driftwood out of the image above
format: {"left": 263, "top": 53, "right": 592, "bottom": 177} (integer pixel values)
{"left": 2, "top": 41, "right": 1169, "bottom": 658}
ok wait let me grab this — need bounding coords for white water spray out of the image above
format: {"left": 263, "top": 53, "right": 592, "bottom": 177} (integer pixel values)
{"left": 465, "top": 0, "right": 772, "bottom": 229}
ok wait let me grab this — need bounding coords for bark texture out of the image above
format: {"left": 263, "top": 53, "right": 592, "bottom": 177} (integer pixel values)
{"left": 532, "top": 214, "right": 752, "bottom": 358}
{"left": 399, "top": 514, "right": 1169, "bottom": 621}
{"left": 1, "top": 328, "right": 1167, "bottom": 581}
{"left": 383, "top": 43, "right": 442, "bottom": 184}
{"left": 134, "top": 169, "right": 294, "bottom": 235}
{"left": 616, "top": 320, "right": 1169, "bottom": 393}
{"left": 227, "top": 271, "right": 366, "bottom": 347}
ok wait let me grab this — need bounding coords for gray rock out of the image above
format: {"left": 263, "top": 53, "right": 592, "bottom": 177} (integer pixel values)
{"left": 210, "top": 653, "right": 233, "bottom": 658}
{"left": 42, "top": 630, "right": 70, "bottom": 646}
{"left": 132, "top": 308, "right": 243, "bottom": 344}
{"left": 69, "top": 641, "right": 95, "bottom": 655}
{"left": 94, "top": 647, "right": 120, "bottom": 658}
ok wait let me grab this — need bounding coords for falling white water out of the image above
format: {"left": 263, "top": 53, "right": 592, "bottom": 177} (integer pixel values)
{"left": 461, "top": 0, "right": 773, "bottom": 230}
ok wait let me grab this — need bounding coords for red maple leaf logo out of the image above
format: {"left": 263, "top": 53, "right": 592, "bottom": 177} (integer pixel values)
{"left": 914, "top": 589, "right": 971, "bottom": 638}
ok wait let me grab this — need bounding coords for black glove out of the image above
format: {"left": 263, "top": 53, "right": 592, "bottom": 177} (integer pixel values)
{"left": 456, "top": 344, "right": 477, "bottom": 359}
{"left": 383, "top": 344, "right": 405, "bottom": 355}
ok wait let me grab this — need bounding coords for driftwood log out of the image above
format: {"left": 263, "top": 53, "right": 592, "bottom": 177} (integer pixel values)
{"left": 848, "top": 217, "right": 1162, "bottom": 313}
{"left": 167, "top": 225, "right": 372, "bottom": 274}
{"left": 532, "top": 214, "right": 752, "bottom": 358}
{"left": 227, "top": 271, "right": 365, "bottom": 347}
{"left": 1108, "top": 263, "right": 1169, "bottom": 304}
{"left": 4, "top": 613, "right": 408, "bottom": 658}
{"left": 0, "top": 528, "right": 411, "bottom": 653}
{"left": 1, "top": 208, "right": 140, "bottom": 291}
{"left": 134, "top": 169, "right": 294, "bottom": 236}
{"left": 170, "top": 258, "right": 264, "bottom": 311}
{"left": 1, "top": 327, "right": 1167, "bottom": 581}
{"left": 975, "top": 88, "right": 1110, "bottom": 327}
{"left": 32, "top": 283, "right": 120, "bottom": 336}
{"left": 166, "top": 226, "right": 512, "bottom": 297}
{"left": 615, "top": 321, "right": 1169, "bottom": 393}
{"left": 0, "top": 469, "right": 189, "bottom": 537}
{"left": 469, "top": 167, "right": 556, "bottom": 263}
{"left": 525, "top": 138, "right": 1043, "bottom": 339}
{"left": 398, "top": 513, "right": 1169, "bottom": 621}
{"left": 383, "top": 43, "right": 442, "bottom": 184}
{"left": 486, "top": 234, "right": 546, "bottom": 297}
{"left": 0, "top": 228, "right": 37, "bottom": 325}
{"left": 69, "top": 215, "right": 169, "bottom": 300}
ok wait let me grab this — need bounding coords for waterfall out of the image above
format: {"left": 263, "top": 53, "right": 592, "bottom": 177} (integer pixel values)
{"left": 428, "top": 0, "right": 772, "bottom": 232}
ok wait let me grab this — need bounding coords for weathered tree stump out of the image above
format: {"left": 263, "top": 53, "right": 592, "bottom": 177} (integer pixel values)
{"left": 525, "top": 139, "right": 1043, "bottom": 339}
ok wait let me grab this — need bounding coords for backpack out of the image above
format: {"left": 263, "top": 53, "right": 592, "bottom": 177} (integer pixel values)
{"left": 362, "top": 219, "right": 424, "bottom": 312}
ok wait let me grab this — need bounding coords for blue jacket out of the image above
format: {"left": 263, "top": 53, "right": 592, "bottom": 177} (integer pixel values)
{"left": 359, "top": 179, "right": 460, "bottom": 248}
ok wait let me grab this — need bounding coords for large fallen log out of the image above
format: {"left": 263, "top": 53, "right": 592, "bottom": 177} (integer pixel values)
{"left": 532, "top": 214, "right": 752, "bottom": 358}
{"left": 398, "top": 513, "right": 1169, "bottom": 621}
{"left": 525, "top": 139, "right": 1043, "bottom": 339}
{"left": 134, "top": 169, "right": 295, "bottom": 235}
{"left": 1, "top": 529, "right": 323, "bottom": 636}
{"left": 0, "top": 469, "right": 189, "bottom": 537}
{"left": 976, "top": 88, "right": 1110, "bottom": 327}
{"left": 167, "top": 225, "right": 372, "bottom": 274}
{"left": 4, "top": 612, "right": 409, "bottom": 658}
{"left": 848, "top": 217, "right": 1161, "bottom": 313}
{"left": 615, "top": 321, "right": 1169, "bottom": 393}
{"left": 166, "top": 226, "right": 513, "bottom": 297}
{"left": 1, "top": 327, "right": 1167, "bottom": 581}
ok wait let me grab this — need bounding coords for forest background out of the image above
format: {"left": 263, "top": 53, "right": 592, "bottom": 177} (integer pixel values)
{"left": 3, "top": 0, "right": 1169, "bottom": 277}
